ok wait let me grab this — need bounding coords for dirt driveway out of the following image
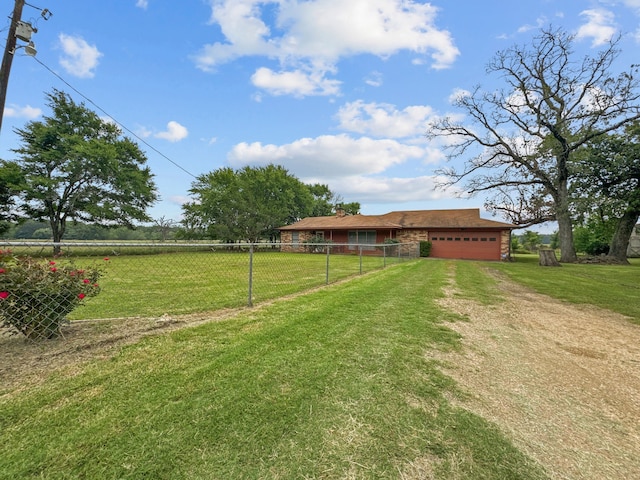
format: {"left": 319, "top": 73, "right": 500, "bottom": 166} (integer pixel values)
{"left": 436, "top": 268, "right": 640, "bottom": 479}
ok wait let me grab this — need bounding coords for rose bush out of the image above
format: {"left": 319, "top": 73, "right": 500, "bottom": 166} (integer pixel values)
{"left": 0, "top": 249, "right": 104, "bottom": 339}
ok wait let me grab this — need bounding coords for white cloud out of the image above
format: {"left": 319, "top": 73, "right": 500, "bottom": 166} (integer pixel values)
{"left": 154, "top": 121, "right": 189, "bottom": 142}
{"left": 622, "top": 0, "right": 640, "bottom": 12}
{"left": 195, "top": 0, "right": 459, "bottom": 97}
{"left": 516, "top": 16, "right": 548, "bottom": 34}
{"left": 327, "top": 175, "right": 459, "bottom": 203}
{"left": 226, "top": 132, "right": 456, "bottom": 204}
{"left": 227, "top": 134, "right": 425, "bottom": 178}
{"left": 364, "top": 71, "right": 383, "bottom": 87}
{"left": 136, "top": 0, "right": 149, "bottom": 9}
{"left": 336, "top": 101, "right": 435, "bottom": 138}
{"left": 58, "top": 33, "right": 103, "bottom": 78}
{"left": 448, "top": 88, "right": 471, "bottom": 105}
{"left": 251, "top": 67, "right": 341, "bottom": 97}
{"left": 4, "top": 104, "right": 41, "bottom": 119}
{"left": 576, "top": 9, "right": 617, "bottom": 46}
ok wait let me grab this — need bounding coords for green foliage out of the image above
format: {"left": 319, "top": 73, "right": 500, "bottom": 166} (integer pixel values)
{"left": 419, "top": 240, "right": 432, "bottom": 257}
{"left": 0, "top": 249, "right": 104, "bottom": 339}
{"left": 0, "top": 161, "right": 24, "bottom": 235}
{"left": 9, "top": 89, "right": 158, "bottom": 251}
{"left": 183, "top": 165, "right": 321, "bottom": 242}
{"left": 520, "top": 230, "right": 541, "bottom": 252}
{"left": 573, "top": 224, "right": 611, "bottom": 255}
{"left": 572, "top": 121, "right": 640, "bottom": 260}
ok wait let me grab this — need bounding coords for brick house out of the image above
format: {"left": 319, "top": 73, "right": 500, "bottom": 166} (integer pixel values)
{"left": 279, "top": 208, "right": 515, "bottom": 261}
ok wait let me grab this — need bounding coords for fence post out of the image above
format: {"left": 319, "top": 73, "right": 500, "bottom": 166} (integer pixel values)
{"left": 383, "top": 245, "right": 387, "bottom": 268}
{"left": 359, "top": 245, "right": 363, "bottom": 274}
{"left": 325, "top": 244, "right": 330, "bottom": 284}
{"left": 248, "top": 243, "right": 254, "bottom": 307}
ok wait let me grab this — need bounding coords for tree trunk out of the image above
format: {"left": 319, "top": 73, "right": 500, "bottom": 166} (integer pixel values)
{"left": 607, "top": 210, "right": 640, "bottom": 263}
{"left": 539, "top": 249, "right": 561, "bottom": 266}
{"left": 555, "top": 193, "right": 578, "bottom": 263}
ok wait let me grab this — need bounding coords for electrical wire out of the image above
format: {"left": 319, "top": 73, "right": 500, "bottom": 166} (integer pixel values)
{"left": 31, "top": 56, "right": 197, "bottom": 179}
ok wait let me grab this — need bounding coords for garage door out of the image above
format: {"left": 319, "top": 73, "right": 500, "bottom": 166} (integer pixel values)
{"left": 429, "top": 231, "right": 501, "bottom": 260}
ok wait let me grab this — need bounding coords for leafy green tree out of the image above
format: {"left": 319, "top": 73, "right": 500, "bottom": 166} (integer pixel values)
{"left": 428, "top": 28, "right": 640, "bottom": 263}
{"left": 183, "top": 164, "right": 318, "bottom": 242}
{"left": 342, "top": 202, "right": 361, "bottom": 215}
{"left": 0, "top": 160, "right": 24, "bottom": 235}
{"left": 10, "top": 90, "right": 158, "bottom": 253}
{"left": 572, "top": 122, "right": 640, "bottom": 262}
{"left": 521, "top": 230, "right": 541, "bottom": 252}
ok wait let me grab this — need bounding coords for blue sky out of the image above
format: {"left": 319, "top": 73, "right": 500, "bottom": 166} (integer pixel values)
{"left": 2, "top": 0, "right": 640, "bottom": 229}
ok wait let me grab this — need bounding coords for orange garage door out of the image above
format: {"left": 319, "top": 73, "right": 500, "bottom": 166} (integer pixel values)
{"left": 429, "top": 231, "right": 501, "bottom": 260}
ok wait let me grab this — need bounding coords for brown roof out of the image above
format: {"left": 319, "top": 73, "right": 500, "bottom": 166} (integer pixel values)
{"left": 279, "top": 214, "right": 401, "bottom": 230}
{"left": 280, "top": 208, "right": 515, "bottom": 230}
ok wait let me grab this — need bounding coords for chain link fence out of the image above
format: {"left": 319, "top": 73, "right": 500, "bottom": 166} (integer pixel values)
{"left": 0, "top": 241, "right": 419, "bottom": 341}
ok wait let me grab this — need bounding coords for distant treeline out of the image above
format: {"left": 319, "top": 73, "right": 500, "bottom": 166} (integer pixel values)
{"left": 1, "top": 220, "right": 177, "bottom": 241}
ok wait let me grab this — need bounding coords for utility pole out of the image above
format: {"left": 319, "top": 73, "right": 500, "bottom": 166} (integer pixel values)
{"left": 0, "top": 0, "right": 26, "bottom": 135}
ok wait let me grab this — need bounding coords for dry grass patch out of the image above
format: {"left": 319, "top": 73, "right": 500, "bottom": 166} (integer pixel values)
{"left": 436, "top": 266, "right": 640, "bottom": 480}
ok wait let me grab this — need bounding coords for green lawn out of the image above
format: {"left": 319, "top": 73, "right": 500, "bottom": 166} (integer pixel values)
{"left": 2, "top": 256, "right": 638, "bottom": 478}
{"left": 69, "top": 251, "right": 399, "bottom": 320}
{"left": 0, "top": 260, "right": 547, "bottom": 479}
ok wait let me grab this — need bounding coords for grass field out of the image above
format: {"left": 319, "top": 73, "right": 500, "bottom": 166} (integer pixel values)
{"left": 67, "top": 251, "right": 402, "bottom": 320}
{"left": 1, "top": 256, "right": 638, "bottom": 478}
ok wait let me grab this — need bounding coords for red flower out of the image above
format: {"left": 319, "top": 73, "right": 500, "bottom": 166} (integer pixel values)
{"left": 0, "top": 291, "right": 9, "bottom": 299}
{"left": 49, "top": 261, "right": 56, "bottom": 265}
{"left": 104, "top": 257, "right": 110, "bottom": 261}
{"left": 77, "top": 293, "right": 86, "bottom": 300}
{"left": 93, "top": 283, "right": 99, "bottom": 288}
{"left": 83, "top": 278, "right": 90, "bottom": 284}
{"left": 0, "top": 268, "right": 5, "bottom": 274}
{"left": 50, "top": 267, "right": 57, "bottom": 272}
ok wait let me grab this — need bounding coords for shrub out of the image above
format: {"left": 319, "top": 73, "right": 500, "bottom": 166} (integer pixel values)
{"left": 419, "top": 241, "right": 432, "bottom": 257}
{"left": 0, "top": 250, "right": 105, "bottom": 339}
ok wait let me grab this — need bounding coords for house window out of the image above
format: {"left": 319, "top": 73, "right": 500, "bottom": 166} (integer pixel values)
{"left": 314, "top": 231, "right": 325, "bottom": 240}
{"left": 292, "top": 232, "right": 299, "bottom": 244}
{"left": 464, "top": 238, "right": 470, "bottom": 241}
{"left": 348, "top": 230, "right": 377, "bottom": 250}
{"left": 489, "top": 237, "right": 497, "bottom": 242}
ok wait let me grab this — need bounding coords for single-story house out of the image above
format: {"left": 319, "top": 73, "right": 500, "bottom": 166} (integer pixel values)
{"left": 279, "top": 208, "right": 516, "bottom": 261}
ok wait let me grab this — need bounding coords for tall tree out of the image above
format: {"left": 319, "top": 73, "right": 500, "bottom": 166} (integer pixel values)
{"left": 0, "top": 160, "right": 24, "bottom": 235}
{"left": 572, "top": 122, "right": 640, "bottom": 263}
{"left": 183, "top": 164, "right": 318, "bottom": 242}
{"left": 428, "top": 28, "right": 640, "bottom": 262}
{"left": 10, "top": 90, "right": 158, "bottom": 253}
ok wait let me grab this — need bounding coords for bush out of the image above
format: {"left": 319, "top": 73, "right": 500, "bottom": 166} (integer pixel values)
{"left": 419, "top": 241, "right": 432, "bottom": 257}
{"left": 0, "top": 250, "right": 105, "bottom": 339}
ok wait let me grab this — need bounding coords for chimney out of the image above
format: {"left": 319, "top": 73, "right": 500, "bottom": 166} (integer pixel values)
{"left": 336, "top": 205, "right": 346, "bottom": 217}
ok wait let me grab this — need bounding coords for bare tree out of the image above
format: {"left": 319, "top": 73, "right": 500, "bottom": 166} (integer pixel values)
{"left": 153, "top": 216, "right": 177, "bottom": 242}
{"left": 428, "top": 28, "right": 640, "bottom": 262}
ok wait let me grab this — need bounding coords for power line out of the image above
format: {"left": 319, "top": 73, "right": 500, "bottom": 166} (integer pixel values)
{"left": 32, "top": 56, "right": 198, "bottom": 179}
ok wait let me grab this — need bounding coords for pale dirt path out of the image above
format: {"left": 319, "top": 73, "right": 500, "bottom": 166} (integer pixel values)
{"left": 435, "top": 267, "right": 640, "bottom": 480}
